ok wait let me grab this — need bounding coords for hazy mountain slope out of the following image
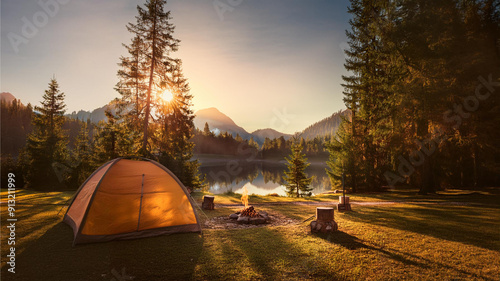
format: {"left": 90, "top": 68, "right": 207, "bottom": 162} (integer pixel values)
{"left": 65, "top": 101, "right": 346, "bottom": 143}
{"left": 1, "top": 92, "right": 17, "bottom": 104}
{"left": 67, "top": 101, "right": 118, "bottom": 123}
{"left": 251, "top": 128, "right": 292, "bottom": 144}
{"left": 194, "top": 107, "right": 253, "bottom": 139}
{"left": 300, "top": 109, "right": 350, "bottom": 139}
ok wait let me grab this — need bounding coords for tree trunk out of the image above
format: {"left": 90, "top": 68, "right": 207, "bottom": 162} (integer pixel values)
{"left": 142, "top": 8, "right": 157, "bottom": 155}
{"left": 296, "top": 178, "right": 299, "bottom": 198}
{"left": 472, "top": 143, "right": 478, "bottom": 188}
{"left": 351, "top": 110, "right": 357, "bottom": 193}
{"left": 417, "top": 118, "right": 435, "bottom": 194}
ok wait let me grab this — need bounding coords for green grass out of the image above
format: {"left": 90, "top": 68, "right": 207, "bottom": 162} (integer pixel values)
{"left": 1, "top": 189, "right": 499, "bottom": 280}
{"left": 192, "top": 187, "right": 500, "bottom": 205}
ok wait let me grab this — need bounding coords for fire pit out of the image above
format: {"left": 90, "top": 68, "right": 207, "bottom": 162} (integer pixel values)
{"left": 229, "top": 186, "right": 269, "bottom": 225}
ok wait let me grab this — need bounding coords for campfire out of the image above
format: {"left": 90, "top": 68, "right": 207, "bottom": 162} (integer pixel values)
{"left": 240, "top": 206, "right": 261, "bottom": 218}
{"left": 229, "top": 186, "right": 269, "bottom": 225}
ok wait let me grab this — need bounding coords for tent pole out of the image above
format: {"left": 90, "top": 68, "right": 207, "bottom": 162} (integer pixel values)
{"left": 137, "top": 174, "right": 145, "bottom": 231}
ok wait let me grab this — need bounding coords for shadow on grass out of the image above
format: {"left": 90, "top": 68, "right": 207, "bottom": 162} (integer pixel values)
{"left": 315, "top": 231, "right": 495, "bottom": 280}
{"left": 199, "top": 227, "right": 343, "bottom": 280}
{"left": 350, "top": 188, "right": 500, "bottom": 206}
{"left": 314, "top": 231, "right": 366, "bottom": 250}
{"left": 343, "top": 205, "right": 500, "bottom": 251}
{"left": 2, "top": 222, "right": 203, "bottom": 281}
{"left": 315, "top": 231, "right": 430, "bottom": 269}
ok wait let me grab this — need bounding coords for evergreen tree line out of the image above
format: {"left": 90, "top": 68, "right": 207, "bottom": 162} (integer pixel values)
{"left": 1, "top": 96, "right": 98, "bottom": 189}
{"left": 192, "top": 122, "right": 332, "bottom": 160}
{"left": 191, "top": 122, "right": 259, "bottom": 156}
{"left": 262, "top": 135, "right": 333, "bottom": 159}
{"left": 327, "top": 0, "right": 500, "bottom": 194}
{"left": 1, "top": 99, "right": 86, "bottom": 157}
{"left": 1, "top": 100, "right": 33, "bottom": 158}
{"left": 1, "top": 80, "right": 151, "bottom": 190}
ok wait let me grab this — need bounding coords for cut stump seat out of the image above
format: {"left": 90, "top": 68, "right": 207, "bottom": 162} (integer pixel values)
{"left": 337, "top": 196, "right": 351, "bottom": 211}
{"left": 202, "top": 195, "right": 215, "bottom": 210}
{"left": 310, "top": 207, "right": 338, "bottom": 233}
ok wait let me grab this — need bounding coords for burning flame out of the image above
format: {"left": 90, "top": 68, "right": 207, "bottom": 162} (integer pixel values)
{"left": 241, "top": 186, "right": 249, "bottom": 209}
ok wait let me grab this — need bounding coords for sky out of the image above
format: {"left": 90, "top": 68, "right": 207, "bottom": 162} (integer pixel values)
{"left": 1, "top": 0, "right": 352, "bottom": 134}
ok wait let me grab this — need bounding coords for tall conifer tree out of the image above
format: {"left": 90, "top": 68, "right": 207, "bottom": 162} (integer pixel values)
{"left": 24, "top": 78, "right": 68, "bottom": 190}
{"left": 117, "top": 0, "right": 180, "bottom": 155}
{"left": 283, "top": 141, "right": 313, "bottom": 197}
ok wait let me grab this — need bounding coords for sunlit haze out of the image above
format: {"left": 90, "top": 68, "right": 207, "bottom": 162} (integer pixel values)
{"left": 1, "top": 0, "right": 351, "bottom": 134}
{"left": 161, "top": 90, "right": 174, "bottom": 103}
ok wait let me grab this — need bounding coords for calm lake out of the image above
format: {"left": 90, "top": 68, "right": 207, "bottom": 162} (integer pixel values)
{"left": 199, "top": 160, "right": 332, "bottom": 196}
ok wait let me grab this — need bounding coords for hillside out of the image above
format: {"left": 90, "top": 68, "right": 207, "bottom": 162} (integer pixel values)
{"left": 300, "top": 109, "right": 350, "bottom": 139}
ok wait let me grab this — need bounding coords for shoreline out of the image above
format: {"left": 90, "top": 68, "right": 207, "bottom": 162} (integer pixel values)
{"left": 193, "top": 154, "right": 328, "bottom": 166}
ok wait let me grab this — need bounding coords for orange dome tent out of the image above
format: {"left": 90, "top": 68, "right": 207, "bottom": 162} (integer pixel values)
{"left": 63, "top": 157, "right": 201, "bottom": 245}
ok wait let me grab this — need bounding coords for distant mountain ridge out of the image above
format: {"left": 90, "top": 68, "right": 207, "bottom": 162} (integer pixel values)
{"left": 64, "top": 101, "right": 347, "bottom": 142}
{"left": 66, "top": 101, "right": 118, "bottom": 123}
{"left": 251, "top": 128, "right": 292, "bottom": 143}
{"left": 193, "top": 108, "right": 294, "bottom": 145}
{"left": 6, "top": 92, "right": 348, "bottom": 148}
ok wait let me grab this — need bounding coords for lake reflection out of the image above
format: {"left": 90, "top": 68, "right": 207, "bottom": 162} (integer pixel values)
{"left": 200, "top": 161, "right": 332, "bottom": 196}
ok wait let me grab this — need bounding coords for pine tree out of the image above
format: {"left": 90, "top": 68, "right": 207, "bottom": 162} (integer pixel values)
{"left": 203, "top": 122, "right": 213, "bottom": 136}
{"left": 341, "top": 0, "right": 385, "bottom": 191}
{"left": 235, "top": 133, "right": 243, "bottom": 142}
{"left": 248, "top": 137, "right": 259, "bottom": 150}
{"left": 117, "top": 0, "right": 180, "bottom": 156}
{"left": 338, "top": 0, "right": 500, "bottom": 192}
{"left": 24, "top": 78, "right": 69, "bottom": 190}
{"left": 116, "top": 35, "right": 147, "bottom": 152}
{"left": 93, "top": 110, "right": 136, "bottom": 163}
{"left": 153, "top": 62, "right": 203, "bottom": 189}
{"left": 326, "top": 118, "right": 356, "bottom": 190}
{"left": 340, "top": 0, "right": 408, "bottom": 191}
{"left": 283, "top": 141, "right": 313, "bottom": 197}
{"left": 70, "top": 122, "right": 95, "bottom": 187}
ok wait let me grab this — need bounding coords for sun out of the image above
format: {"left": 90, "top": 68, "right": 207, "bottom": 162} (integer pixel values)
{"left": 161, "top": 90, "right": 174, "bottom": 102}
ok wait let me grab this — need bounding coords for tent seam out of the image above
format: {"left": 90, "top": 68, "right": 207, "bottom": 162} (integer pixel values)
{"left": 62, "top": 159, "right": 115, "bottom": 218}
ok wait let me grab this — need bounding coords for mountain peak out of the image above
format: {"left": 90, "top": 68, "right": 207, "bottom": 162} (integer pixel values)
{"left": 1, "top": 92, "right": 17, "bottom": 104}
{"left": 195, "top": 107, "right": 238, "bottom": 127}
{"left": 194, "top": 108, "right": 295, "bottom": 145}
{"left": 200, "top": 107, "right": 221, "bottom": 113}
{"left": 194, "top": 107, "right": 249, "bottom": 139}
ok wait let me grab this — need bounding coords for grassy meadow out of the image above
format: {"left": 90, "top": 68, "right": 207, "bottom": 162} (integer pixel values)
{"left": 1, "top": 188, "right": 499, "bottom": 280}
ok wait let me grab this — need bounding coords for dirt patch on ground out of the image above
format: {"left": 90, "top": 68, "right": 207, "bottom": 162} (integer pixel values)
{"left": 202, "top": 212, "right": 301, "bottom": 230}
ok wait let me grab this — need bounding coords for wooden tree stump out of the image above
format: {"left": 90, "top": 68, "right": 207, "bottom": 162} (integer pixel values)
{"left": 311, "top": 207, "right": 338, "bottom": 233}
{"left": 339, "top": 196, "right": 349, "bottom": 204}
{"left": 202, "top": 195, "right": 215, "bottom": 210}
{"left": 337, "top": 196, "right": 351, "bottom": 212}
{"left": 316, "top": 207, "right": 334, "bottom": 222}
